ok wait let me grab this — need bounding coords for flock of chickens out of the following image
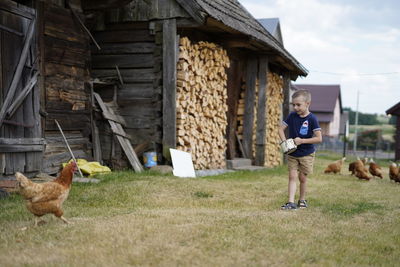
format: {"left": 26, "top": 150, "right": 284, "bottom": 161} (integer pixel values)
{"left": 324, "top": 157, "right": 400, "bottom": 182}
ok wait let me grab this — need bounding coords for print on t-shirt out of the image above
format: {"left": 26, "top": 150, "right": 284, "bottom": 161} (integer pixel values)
{"left": 299, "top": 120, "right": 309, "bottom": 135}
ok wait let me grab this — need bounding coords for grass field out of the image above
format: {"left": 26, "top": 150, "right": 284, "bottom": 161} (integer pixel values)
{"left": 1, "top": 153, "right": 399, "bottom": 266}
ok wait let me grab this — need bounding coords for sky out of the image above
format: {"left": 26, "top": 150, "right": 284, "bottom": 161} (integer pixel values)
{"left": 239, "top": 0, "right": 400, "bottom": 115}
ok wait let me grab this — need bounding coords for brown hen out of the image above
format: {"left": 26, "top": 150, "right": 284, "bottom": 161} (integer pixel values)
{"left": 16, "top": 161, "right": 77, "bottom": 226}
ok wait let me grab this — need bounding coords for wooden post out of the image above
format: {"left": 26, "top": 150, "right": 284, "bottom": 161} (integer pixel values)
{"left": 282, "top": 73, "right": 291, "bottom": 164}
{"left": 255, "top": 56, "right": 268, "bottom": 166}
{"left": 396, "top": 116, "right": 400, "bottom": 161}
{"left": 242, "top": 56, "right": 257, "bottom": 160}
{"left": 162, "top": 18, "right": 177, "bottom": 162}
{"left": 226, "top": 56, "right": 243, "bottom": 160}
{"left": 282, "top": 73, "right": 291, "bottom": 123}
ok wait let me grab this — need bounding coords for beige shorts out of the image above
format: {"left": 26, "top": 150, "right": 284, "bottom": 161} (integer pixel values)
{"left": 287, "top": 153, "right": 315, "bottom": 175}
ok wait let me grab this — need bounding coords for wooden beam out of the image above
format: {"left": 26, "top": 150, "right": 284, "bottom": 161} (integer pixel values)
{"left": 282, "top": 73, "right": 291, "bottom": 123}
{"left": 396, "top": 116, "right": 400, "bottom": 161}
{"left": 3, "top": 120, "right": 34, "bottom": 128}
{"left": 0, "top": 138, "right": 45, "bottom": 145}
{"left": 102, "top": 111, "right": 126, "bottom": 127}
{"left": 242, "top": 56, "right": 258, "bottom": 160}
{"left": 175, "top": 0, "right": 205, "bottom": 24}
{"left": 226, "top": 57, "right": 243, "bottom": 160}
{"left": 6, "top": 72, "right": 39, "bottom": 118}
{"left": 0, "top": 18, "right": 36, "bottom": 127}
{"left": 0, "top": 0, "right": 35, "bottom": 19}
{"left": 67, "top": 1, "right": 101, "bottom": 50}
{"left": 282, "top": 72, "right": 291, "bottom": 164}
{"left": 94, "top": 93, "right": 143, "bottom": 172}
{"left": 0, "top": 145, "right": 44, "bottom": 153}
{"left": 0, "top": 24, "right": 23, "bottom": 36}
{"left": 162, "top": 18, "right": 177, "bottom": 161}
{"left": 255, "top": 56, "right": 268, "bottom": 166}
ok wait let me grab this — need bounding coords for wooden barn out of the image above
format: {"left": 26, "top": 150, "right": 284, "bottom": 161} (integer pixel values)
{"left": 0, "top": 0, "right": 307, "bottom": 180}
{"left": 386, "top": 102, "right": 400, "bottom": 161}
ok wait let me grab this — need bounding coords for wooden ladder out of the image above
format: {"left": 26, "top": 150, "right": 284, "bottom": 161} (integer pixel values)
{"left": 93, "top": 92, "right": 143, "bottom": 172}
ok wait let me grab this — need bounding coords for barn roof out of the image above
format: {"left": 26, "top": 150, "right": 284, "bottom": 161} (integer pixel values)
{"left": 386, "top": 101, "right": 400, "bottom": 116}
{"left": 294, "top": 84, "right": 342, "bottom": 114}
{"left": 175, "top": 0, "right": 307, "bottom": 78}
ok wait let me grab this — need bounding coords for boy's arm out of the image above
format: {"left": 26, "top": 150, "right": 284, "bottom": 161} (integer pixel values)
{"left": 294, "top": 130, "right": 322, "bottom": 145}
{"left": 278, "top": 124, "right": 287, "bottom": 142}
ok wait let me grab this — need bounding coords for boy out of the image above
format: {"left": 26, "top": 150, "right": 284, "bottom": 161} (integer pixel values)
{"left": 278, "top": 89, "right": 322, "bottom": 210}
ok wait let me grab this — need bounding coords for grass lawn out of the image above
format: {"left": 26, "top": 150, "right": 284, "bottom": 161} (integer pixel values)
{"left": 1, "top": 153, "right": 399, "bottom": 266}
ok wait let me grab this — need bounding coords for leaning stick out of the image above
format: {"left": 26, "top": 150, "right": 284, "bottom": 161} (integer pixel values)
{"left": 115, "top": 65, "right": 124, "bottom": 85}
{"left": 54, "top": 119, "right": 84, "bottom": 178}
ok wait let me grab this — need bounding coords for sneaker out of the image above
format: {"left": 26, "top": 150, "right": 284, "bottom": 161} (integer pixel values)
{"left": 281, "top": 202, "right": 297, "bottom": 210}
{"left": 298, "top": 200, "right": 308, "bottom": 209}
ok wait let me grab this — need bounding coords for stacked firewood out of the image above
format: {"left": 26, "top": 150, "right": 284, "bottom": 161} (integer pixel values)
{"left": 176, "top": 37, "right": 230, "bottom": 169}
{"left": 237, "top": 72, "right": 284, "bottom": 167}
{"left": 264, "top": 72, "right": 284, "bottom": 167}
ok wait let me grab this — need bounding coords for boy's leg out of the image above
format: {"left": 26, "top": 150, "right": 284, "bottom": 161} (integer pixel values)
{"left": 297, "top": 153, "right": 315, "bottom": 206}
{"left": 298, "top": 172, "right": 307, "bottom": 201}
{"left": 288, "top": 169, "right": 298, "bottom": 203}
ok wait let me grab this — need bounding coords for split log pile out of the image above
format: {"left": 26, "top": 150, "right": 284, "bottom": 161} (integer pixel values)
{"left": 264, "top": 72, "right": 284, "bottom": 167}
{"left": 237, "top": 72, "right": 284, "bottom": 167}
{"left": 176, "top": 37, "right": 230, "bottom": 169}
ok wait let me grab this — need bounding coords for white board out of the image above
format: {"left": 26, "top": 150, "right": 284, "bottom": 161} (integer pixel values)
{"left": 170, "top": 149, "right": 196, "bottom": 178}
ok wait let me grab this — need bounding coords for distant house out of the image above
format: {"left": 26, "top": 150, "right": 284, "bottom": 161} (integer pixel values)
{"left": 386, "top": 102, "right": 400, "bottom": 160}
{"left": 293, "top": 84, "right": 343, "bottom": 137}
{"left": 258, "top": 18, "right": 284, "bottom": 45}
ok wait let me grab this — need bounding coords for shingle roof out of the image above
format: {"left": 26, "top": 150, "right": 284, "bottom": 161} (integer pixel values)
{"left": 314, "top": 113, "right": 333, "bottom": 123}
{"left": 175, "top": 0, "right": 307, "bottom": 78}
{"left": 294, "top": 84, "right": 342, "bottom": 113}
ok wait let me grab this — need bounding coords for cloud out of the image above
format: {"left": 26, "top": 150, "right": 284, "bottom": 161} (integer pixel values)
{"left": 241, "top": 0, "right": 400, "bottom": 114}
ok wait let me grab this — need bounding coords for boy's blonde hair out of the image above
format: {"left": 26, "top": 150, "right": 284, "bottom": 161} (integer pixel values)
{"left": 292, "top": 89, "right": 311, "bottom": 103}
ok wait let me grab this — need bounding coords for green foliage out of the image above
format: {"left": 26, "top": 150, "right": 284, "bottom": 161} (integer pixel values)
{"left": 389, "top": 115, "right": 397, "bottom": 125}
{"left": 344, "top": 107, "right": 382, "bottom": 125}
{"left": 358, "top": 129, "right": 382, "bottom": 150}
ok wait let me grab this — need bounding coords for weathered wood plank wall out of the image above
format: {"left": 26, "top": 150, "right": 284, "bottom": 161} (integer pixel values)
{"left": 40, "top": 3, "right": 92, "bottom": 174}
{"left": 91, "top": 20, "right": 162, "bottom": 167}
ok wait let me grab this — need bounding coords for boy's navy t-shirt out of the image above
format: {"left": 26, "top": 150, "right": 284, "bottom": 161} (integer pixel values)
{"left": 283, "top": 112, "right": 321, "bottom": 157}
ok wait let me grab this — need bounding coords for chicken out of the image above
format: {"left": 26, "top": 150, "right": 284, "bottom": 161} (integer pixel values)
{"left": 349, "top": 158, "right": 372, "bottom": 181}
{"left": 324, "top": 157, "right": 346, "bottom": 174}
{"left": 368, "top": 159, "right": 383, "bottom": 179}
{"left": 349, "top": 158, "right": 363, "bottom": 175}
{"left": 361, "top": 157, "right": 368, "bottom": 165}
{"left": 389, "top": 162, "right": 399, "bottom": 182}
{"left": 15, "top": 161, "right": 77, "bottom": 226}
{"left": 356, "top": 169, "right": 372, "bottom": 181}
{"left": 349, "top": 157, "right": 369, "bottom": 175}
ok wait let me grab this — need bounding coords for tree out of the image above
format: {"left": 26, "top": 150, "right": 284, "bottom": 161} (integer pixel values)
{"left": 389, "top": 115, "right": 397, "bottom": 125}
{"left": 343, "top": 107, "right": 380, "bottom": 125}
{"left": 358, "top": 129, "right": 382, "bottom": 150}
